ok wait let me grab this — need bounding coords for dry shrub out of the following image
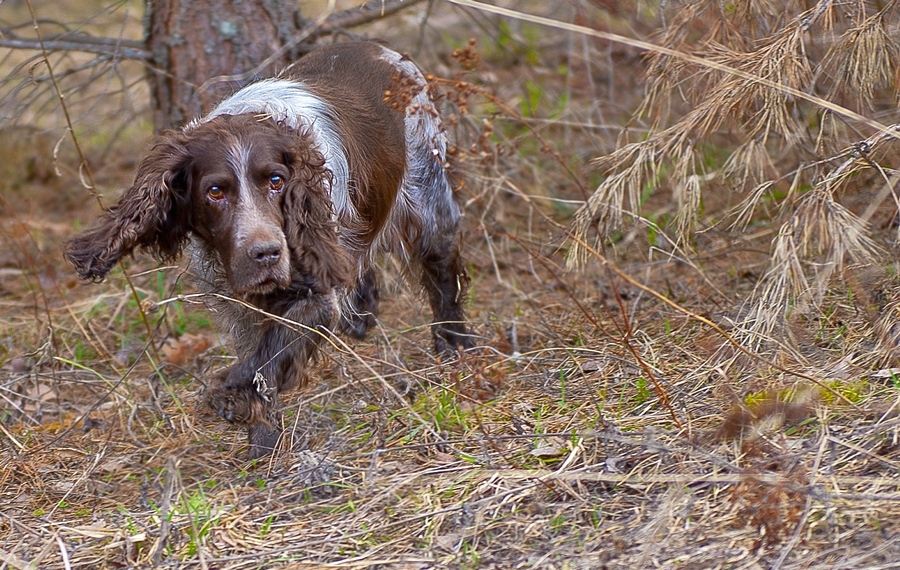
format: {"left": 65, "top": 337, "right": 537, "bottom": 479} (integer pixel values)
{"left": 571, "top": 0, "right": 900, "bottom": 348}
{"left": 731, "top": 470, "right": 809, "bottom": 547}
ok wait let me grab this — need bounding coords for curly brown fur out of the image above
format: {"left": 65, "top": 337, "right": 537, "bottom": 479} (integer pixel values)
{"left": 64, "top": 135, "right": 193, "bottom": 280}
{"left": 203, "top": 366, "right": 273, "bottom": 425}
{"left": 281, "top": 143, "right": 353, "bottom": 294}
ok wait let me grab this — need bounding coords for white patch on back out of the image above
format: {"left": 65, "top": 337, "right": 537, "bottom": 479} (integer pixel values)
{"left": 376, "top": 47, "right": 447, "bottom": 158}
{"left": 375, "top": 45, "right": 458, "bottom": 257}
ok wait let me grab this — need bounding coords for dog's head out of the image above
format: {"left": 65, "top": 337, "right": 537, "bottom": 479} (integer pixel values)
{"left": 65, "top": 114, "right": 352, "bottom": 296}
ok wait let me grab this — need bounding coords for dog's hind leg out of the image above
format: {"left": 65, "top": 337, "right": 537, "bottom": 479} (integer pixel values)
{"left": 408, "top": 154, "right": 473, "bottom": 355}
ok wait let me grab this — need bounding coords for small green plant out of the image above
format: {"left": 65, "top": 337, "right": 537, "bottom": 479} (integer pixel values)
{"left": 520, "top": 80, "right": 542, "bottom": 118}
{"left": 549, "top": 513, "right": 567, "bottom": 531}
{"left": 406, "top": 387, "right": 472, "bottom": 435}
{"left": 179, "top": 488, "right": 220, "bottom": 557}
{"left": 558, "top": 367, "right": 567, "bottom": 406}
{"left": 584, "top": 508, "right": 603, "bottom": 528}
{"left": 148, "top": 487, "right": 220, "bottom": 558}
{"left": 822, "top": 379, "right": 869, "bottom": 405}
{"left": 259, "top": 515, "right": 275, "bottom": 537}
{"left": 459, "top": 539, "right": 482, "bottom": 569}
{"left": 481, "top": 20, "right": 541, "bottom": 67}
{"left": 73, "top": 341, "right": 99, "bottom": 363}
{"left": 160, "top": 271, "right": 213, "bottom": 335}
{"left": 635, "top": 377, "right": 651, "bottom": 404}
{"left": 889, "top": 372, "right": 900, "bottom": 391}
{"left": 744, "top": 391, "right": 769, "bottom": 407}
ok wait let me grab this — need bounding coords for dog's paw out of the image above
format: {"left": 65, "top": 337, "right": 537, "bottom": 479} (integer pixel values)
{"left": 433, "top": 324, "right": 475, "bottom": 357}
{"left": 247, "top": 420, "right": 283, "bottom": 459}
{"left": 204, "top": 370, "right": 274, "bottom": 425}
{"left": 338, "top": 310, "right": 377, "bottom": 339}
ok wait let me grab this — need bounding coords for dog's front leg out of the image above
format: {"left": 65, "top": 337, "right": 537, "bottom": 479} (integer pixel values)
{"left": 204, "top": 291, "right": 337, "bottom": 458}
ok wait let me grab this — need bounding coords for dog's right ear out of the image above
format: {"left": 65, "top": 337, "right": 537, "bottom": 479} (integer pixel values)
{"left": 64, "top": 131, "right": 193, "bottom": 281}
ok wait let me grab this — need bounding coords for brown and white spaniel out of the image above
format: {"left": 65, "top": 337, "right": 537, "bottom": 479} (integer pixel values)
{"left": 65, "top": 41, "right": 473, "bottom": 457}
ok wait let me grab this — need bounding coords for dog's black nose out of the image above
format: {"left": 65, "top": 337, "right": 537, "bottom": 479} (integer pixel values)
{"left": 248, "top": 241, "right": 282, "bottom": 266}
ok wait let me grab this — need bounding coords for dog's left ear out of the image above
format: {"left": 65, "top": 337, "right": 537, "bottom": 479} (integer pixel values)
{"left": 65, "top": 131, "right": 194, "bottom": 281}
{"left": 281, "top": 139, "right": 353, "bottom": 294}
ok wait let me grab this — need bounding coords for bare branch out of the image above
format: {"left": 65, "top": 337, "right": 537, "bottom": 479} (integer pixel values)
{"left": 0, "top": 0, "right": 425, "bottom": 61}
{"left": 313, "top": 0, "right": 425, "bottom": 37}
{"left": 0, "top": 28, "right": 150, "bottom": 59}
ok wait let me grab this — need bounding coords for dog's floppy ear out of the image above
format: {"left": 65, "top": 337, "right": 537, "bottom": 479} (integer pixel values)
{"left": 65, "top": 131, "right": 193, "bottom": 281}
{"left": 281, "top": 136, "right": 353, "bottom": 295}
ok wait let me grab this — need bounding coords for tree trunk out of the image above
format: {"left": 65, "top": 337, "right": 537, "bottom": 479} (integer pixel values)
{"left": 145, "top": 0, "right": 305, "bottom": 131}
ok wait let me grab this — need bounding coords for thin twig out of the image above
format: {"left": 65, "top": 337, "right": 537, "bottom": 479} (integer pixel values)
{"left": 444, "top": 0, "right": 896, "bottom": 138}
{"left": 24, "top": 0, "right": 162, "bottom": 366}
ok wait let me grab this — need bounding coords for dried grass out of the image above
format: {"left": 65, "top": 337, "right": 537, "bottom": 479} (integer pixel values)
{"left": 3, "top": 1, "right": 900, "bottom": 569}
{"left": 5, "top": 316, "right": 900, "bottom": 569}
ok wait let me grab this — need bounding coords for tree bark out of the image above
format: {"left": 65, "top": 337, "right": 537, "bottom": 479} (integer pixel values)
{"left": 146, "top": 0, "right": 304, "bottom": 131}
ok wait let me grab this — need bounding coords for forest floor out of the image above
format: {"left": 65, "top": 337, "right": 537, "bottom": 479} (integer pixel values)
{"left": 2, "top": 2, "right": 900, "bottom": 569}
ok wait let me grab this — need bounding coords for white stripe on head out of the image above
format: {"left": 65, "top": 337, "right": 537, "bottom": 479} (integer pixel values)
{"left": 226, "top": 140, "right": 253, "bottom": 206}
{"left": 225, "top": 139, "right": 271, "bottom": 243}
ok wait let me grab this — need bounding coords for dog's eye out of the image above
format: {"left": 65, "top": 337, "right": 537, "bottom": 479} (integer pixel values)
{"left": 207, "top": 186, "right": 225, "bottom": 201}
{"left": 269, "top": 175, "right": 285, "bottom": 193}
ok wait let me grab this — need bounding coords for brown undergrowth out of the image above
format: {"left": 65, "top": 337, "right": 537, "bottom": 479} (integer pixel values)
{"left": 2, "top": 1, "right": 900, "bottom": 569}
